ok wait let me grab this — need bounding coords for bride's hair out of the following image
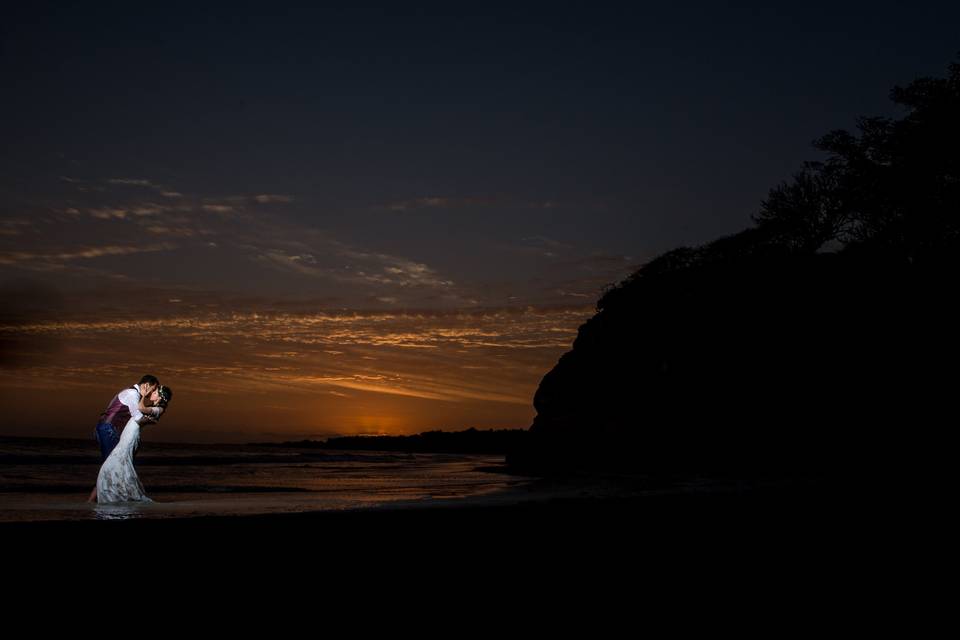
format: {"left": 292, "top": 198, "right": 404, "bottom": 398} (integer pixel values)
{"left": 157, "top": 385, "right": 173, "bottom": 408}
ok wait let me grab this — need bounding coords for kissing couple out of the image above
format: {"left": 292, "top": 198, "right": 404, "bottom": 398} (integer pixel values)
{"left": 87, "top": 374, "right": 173, "bottom": 504}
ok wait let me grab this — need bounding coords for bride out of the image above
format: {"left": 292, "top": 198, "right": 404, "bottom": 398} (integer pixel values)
{"left": 96, "top": 385, "right": 172, "bottom": 504}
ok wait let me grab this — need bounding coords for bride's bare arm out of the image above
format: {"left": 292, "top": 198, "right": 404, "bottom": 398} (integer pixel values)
{"left": 137, "top": 397, "right": 162, "bottom": 422}
{"left": 138, "top": 410, "right": 162, "bottom": 425}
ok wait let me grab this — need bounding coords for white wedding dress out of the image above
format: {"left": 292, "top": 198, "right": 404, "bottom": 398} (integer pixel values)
{"left": 96, "top": 415, "right": 153, "bottom": 503}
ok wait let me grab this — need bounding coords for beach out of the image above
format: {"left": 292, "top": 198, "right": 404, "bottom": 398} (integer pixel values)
{"left": 4, "top": 473, "right": 905, "bottom": 629}
{"left": 4, "top": 465, "right": 896, "bottom": 619}
{"left": 2, "top": 472, "right": 852, "bottom": 559}
{"left": 0, "top": 435, "right": 874, "bottom": 586}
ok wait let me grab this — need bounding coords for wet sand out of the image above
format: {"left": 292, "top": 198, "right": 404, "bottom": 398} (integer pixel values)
{"left": 2, "top": 474, "right": 865, "bottom": 572}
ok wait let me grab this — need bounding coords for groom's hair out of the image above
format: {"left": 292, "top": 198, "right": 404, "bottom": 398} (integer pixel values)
{"left": 139, "top": 374, "right": 159, "bottom": 386}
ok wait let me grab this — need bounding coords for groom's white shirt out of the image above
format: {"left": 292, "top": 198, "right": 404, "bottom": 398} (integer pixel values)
{"left": 117, "top": 385, "right": 144, "bottom": 422}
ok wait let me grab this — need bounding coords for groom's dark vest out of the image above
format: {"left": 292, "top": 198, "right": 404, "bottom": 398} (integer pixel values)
{"left": 99, "top": 385, "right": 141, "bottom": 432}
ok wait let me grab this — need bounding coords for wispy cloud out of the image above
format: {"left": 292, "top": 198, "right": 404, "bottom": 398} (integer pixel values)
{"left": 285, "top": 373, "right": 532, "bottom": 404}
{"left": 201, "top": 204, "right": 236, "bottom": 214}
{"left": 253, "top": 194, "right": 295, "bottom": 204}
{"left": 0, "top": 243, "right": 177, "bottom": 266}
{"left": 4, "top": 174, "right": 625, "bottom": 312}
{"left": 380, "top": 260, "right": 455, "bottom": 288}
{"left": 106, "top": 178, "right": 192, "bottom": 200}
{"left": 0, "top": 304, "right": 594, "bottom": 431}
{"left": 0, "top": 219, "right": 34, "bottom": 236}
{"left": 244, "top": 231, "right": 458, "bottom": 295}
{"left": 60, "top": 176, "right": 106, "bottom": 193}
{"left": 144, "top": 225, "right": 199, "bottom": 237}
{"left": 383, "top": 195, "right": 497, "bottom": 212}
{"left": 108, "top": 178, "right": 161, "bottom": 188}
{"left": 256, "top": 250, "right": 327, "bottom": 277}
{"left": 88, "top": 207, "right": 129, "bottom": 219}
{"left": 129, "top": 203, "right": 173, "bottom": 216}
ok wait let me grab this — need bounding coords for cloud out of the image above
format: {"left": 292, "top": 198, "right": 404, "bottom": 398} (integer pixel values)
{"left": 292, "top": 374, "right": 532, "bottom": 404}
{"left": 106, "top": 178, "right": 185, "bottom": 200}
{"left": 384, "top": 196, "right": 496, "bottom": 212}
{"left": 144, "top": 225, "right": 197, "bottom": 237}
{"left": 108, "top": 178, "right": 160, "bottom": 187}
{"left": 88, "top": 207, "right": 129, "bottom": 219}
{"left": 0, "top": 242, "right": 177, "bottom": 266}
{"left": 380, "top": 260, "right": 455, "bottom": 288}
{"left": 10, "top": 176, "right": 515, "bottom": 308}
{"left": 202, "top": 204, "right": 236, "bottom": 214}
{"left": 246, "top": 232, "right": 457, "bottom": 294}
{"left": 0, "top": 280, "right": 66, "bottom": 367}
{"left": 60, "top": 176, "right": 106, "bottom": 191}
{"left": 253, "top": 194, "right": 294, "bottom": 204}
{"left": 129, "top": 203, "right": 171, "bottom": 216}
{"left": 0, "top": 220, "right": 34, "bottom": 236}
{"left": 0, "top": 304, "right": 598, "bottom": 419}
{"left": 256, "top": 250, "right": 330, "bottom": 278}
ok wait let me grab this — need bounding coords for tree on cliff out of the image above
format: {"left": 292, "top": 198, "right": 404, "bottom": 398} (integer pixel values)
{"left": 754, "top": 54, "right": 960, "bottom": 263}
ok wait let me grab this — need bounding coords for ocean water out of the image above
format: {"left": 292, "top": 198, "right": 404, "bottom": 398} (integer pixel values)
{"left": 0, "top": 436, "right": 541, "bottom": 522}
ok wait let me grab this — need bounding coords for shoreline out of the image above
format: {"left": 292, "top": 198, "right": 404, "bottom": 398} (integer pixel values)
{"left": 1, "top": 472, "right": 846, "bottom": 533}
{"left": 2, "top": 474, "right": 882, "bottom": 582}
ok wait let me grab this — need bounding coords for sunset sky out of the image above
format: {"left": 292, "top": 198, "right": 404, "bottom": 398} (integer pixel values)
{"left": 1, "top": 2, "right": 956, "bottom": 442}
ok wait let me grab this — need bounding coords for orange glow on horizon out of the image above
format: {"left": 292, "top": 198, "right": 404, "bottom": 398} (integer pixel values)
{"left": 0, "top": 305, "right": 594, "bottom": 443}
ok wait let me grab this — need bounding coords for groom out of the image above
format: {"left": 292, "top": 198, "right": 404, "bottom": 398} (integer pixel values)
{"left": 86, "top": 374, "right": 160, "bottom": 503}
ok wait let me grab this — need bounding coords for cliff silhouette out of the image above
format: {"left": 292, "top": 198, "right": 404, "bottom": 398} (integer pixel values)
{"left": 507, "top": 56, "right": 960, "bottom": 479}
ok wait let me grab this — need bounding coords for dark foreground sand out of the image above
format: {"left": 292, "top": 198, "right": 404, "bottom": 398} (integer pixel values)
{"left": 2, "top": 475, "right": 877, "bottom": 568}
{"left": 5, "top": 473, "right": 917, "bottom": 619}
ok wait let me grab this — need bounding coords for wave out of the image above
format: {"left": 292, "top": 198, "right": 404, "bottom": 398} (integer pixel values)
{"left": 0, "top": 452, "right": 420, "bottom": 466}
{"left": 0, "top": 483, "right": 317, "bottom": 494}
